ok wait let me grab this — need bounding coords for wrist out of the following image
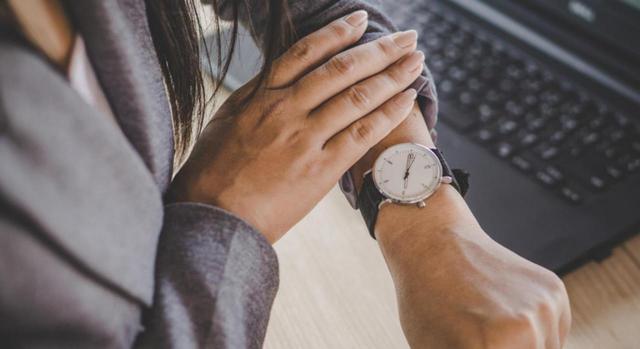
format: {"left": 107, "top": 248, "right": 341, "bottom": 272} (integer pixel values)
{"left": 351, "top": 102, "right": 434, "bottom": 192}
{"left": 375, "top": 185, "right": 484, "bottom": 263}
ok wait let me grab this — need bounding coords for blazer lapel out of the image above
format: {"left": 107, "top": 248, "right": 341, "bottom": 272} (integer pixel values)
{"left": 65, "top": 0, "right": 174, "bottom": 191}
{"left": 0, "top": 35, "right": 164, "bottom": 305}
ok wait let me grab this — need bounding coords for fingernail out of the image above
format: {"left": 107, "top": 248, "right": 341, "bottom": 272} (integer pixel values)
{"left": 402, "top": 51, "right": 425, "bottom": 70}
{"left": 345, "top": 10, "right": 368, "bottom": 27}
{"left": 393, "top": 30, "right": 418, "bottom": 48}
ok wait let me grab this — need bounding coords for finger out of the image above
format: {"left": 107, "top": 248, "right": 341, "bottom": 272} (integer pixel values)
{"left": 269, "top": 10, "right": 369, "bottom": 88}
{"left": 558, "top": 289, "right": 572, "bottom": 347}
{"left": 323, "top": 88, "right": 417, "bottom": 172}
{"left": 310, "top": 50, "right": 424, "bottom": 139}
{"left": 542, "top": 302, "right": 561, "bottom": 349}
{"left": 293, "top": 30, "right": 418, "bottom": 110}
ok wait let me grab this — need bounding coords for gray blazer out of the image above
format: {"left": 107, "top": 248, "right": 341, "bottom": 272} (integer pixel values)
{"left": 0, "top": 0, "right": 434, "bottom": 348}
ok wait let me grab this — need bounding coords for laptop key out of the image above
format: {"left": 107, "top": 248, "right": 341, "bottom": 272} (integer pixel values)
{"left": 485, "top": 88, "right": 507, "bottom": 105}
{"left": 549, "top": 130, "right": 567, "bottom": 144}
{"left": 588, "top": 175, "right": 607, "bottom": 190}
{"left": 581, "top": 132, "right": 600, "bottom": 146}
{"left": 605, "top": 166, "right": 624, "bottom": 180}
{"left": 625, "top": 158, "right": 640, "bottom": 173}
{"left": 609, "top": 129, "right": 626, "bottom": 142}
{"left": 437, "top": 79, "right": 456, "bottom": 100}
{"left": 589, "top": 116, "right": 608, "bottom": 130}
{"left": 561, "top": 118, "right": 578, "bottom": 131}
{"left": 536, "top": 170, "right": 558, "bottom": 187}
{"left": 498, "top": 120, "right": 518, "bottom": 135}
{"left": 466, "top": 77, "right": 485, "bottom": 93}
{"left": 448, "top": 66, "right": 468, "bottom": 82}
{"left": 613, "top": 112, "right": 630, "bottom": 127}
{"left": 504, "top": 101, "right": 526, "bottom": 118}
{"left": 519, "top": 132, "right": 539, "bottom": 148}
{"left": 559, "top": 186, "right": 583, "bottom": 204}
{"left": 495, "top": 141, "right": 516, "bottom": 158}
{"left": 545, "top": 165, "right": 565, "bottom": 181}
{"left": 511, "top": 155, "right": 532, "bottom": 173}
{"left": 475, "top": 128, "right": 496, "bottom": 143}
{"left": 536, "top": 144, "right": 559, "bottom": 160}
{"left": 458, "top": 91, "right": 477, "bottom": 110}
{"left": 526, "top": 117, "right": 546, "bottom": 132}
{"left": 478, "top": 103, "right": 496, "bottom": 124}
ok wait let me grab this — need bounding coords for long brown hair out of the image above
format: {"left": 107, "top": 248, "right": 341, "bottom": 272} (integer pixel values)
{"left": 145, "top": 0, "right": 295, "bottom": 165}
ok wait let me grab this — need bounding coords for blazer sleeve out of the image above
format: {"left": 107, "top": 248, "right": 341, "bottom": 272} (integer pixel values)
{"left": 0, "top": 201, "right": 277, "bottom": 349}
{"left": 135, "top": 203, "right": 279, "bottom": 349}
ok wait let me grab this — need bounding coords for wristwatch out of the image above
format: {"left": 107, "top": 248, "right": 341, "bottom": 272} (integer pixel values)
{"left": 357, "top": 143, "right": 469, "bottom": 239}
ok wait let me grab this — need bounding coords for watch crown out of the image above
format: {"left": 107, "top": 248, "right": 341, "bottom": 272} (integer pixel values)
{"left": 417, "top": 201, "right": 426, "bottom": 208}
{"left": 441, "top": 176, "right": 453, "bottom": 184}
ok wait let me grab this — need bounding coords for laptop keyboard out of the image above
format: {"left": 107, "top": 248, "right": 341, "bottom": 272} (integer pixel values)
{"left": 414, "top": 5, "right": 640, "bottom": 204}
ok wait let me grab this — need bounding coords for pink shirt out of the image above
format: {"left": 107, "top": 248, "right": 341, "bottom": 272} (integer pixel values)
{"left": 66, "top": 35, "right": 118, "bottom": 125}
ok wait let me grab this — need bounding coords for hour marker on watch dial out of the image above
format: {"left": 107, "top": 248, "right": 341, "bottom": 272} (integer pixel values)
{"left": 372, "top": 143, "right": 443, "bottom": 203}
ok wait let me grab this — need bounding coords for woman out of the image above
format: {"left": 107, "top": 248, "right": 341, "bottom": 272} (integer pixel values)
{"left": 0, "top": 0, "right": 570, "bottom": 348}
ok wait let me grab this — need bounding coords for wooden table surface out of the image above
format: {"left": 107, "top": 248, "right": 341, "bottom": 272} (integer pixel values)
{"left": 264, "top": 187, "right": 640, "bottom": 349}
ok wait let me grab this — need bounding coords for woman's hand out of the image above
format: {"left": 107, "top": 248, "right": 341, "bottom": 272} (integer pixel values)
{"left": 377, "top": 187, "right": 572, "bottom": 349}
{"left": 170, "top": 11, "right": 425, "bottom": 243}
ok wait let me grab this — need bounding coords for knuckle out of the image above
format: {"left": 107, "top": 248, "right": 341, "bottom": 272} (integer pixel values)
{"left": 267, "top": 67, "right": 285, "bottom": 87}
{"left": 301, "top": 157, "right": 323, "bottom": 177}
{"left": 286, "top": 129, "right": 304, "bottom": 146}
{"left": 549, "top": 274, "right": 570, "bottom": 306}
{"left": 485, "top": 312, "right": 539, "bottom": 349}
{"left": 329, "top": 21, "right": 351, "bottom": 38}
{"left": 257, "top": 96, "right": 287, "bottom": 124}
{"left": 346, "top": 85, "right": 370, "bottom": 109}
{"left": 350, "top": 121, "right": 375, "bottom": 145}
{"left": 536, "top": 297, "right": 556, "bottom": 320}
{"left": 375, "top": 37, "right": 396, "bottom": 57}
{"left": 290, "top": 40, "right": 313, "bottom": 62}
{"left": 384, "top": 100, "right": 402, "bottom": 118}
{"left": 386, "top": 66, "right": 407, "bottom": 86}
{"left": 327, "top": 53, "right": 355, "bottom": 75}
{"left": 287, "top": 83, "right": 309, "bottom": 112}
{"left": 513, "top": 315, "right": 540, "bottom": 349}
{"left": 289, "top": 123, "right": 316, "bottom": 147}
{"left": 538, "top": 269, "right": 567, "bottom": 299}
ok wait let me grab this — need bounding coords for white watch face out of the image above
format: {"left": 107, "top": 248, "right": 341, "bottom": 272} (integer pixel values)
{"left": 372, "top": 143, "right": 443, "bottom": 203}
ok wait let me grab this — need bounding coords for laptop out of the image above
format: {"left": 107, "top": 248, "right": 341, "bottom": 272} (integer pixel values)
{"left": 206, "top": 0, "right": 640, "bottom": 273}
{"left": 385, "top": 0, "right": 640, "bottom": 273}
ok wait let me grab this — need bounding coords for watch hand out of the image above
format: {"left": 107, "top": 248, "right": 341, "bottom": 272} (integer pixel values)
{"left": 403, "top": 152, "right": 416, "bottom": 190}
{"left": 403, "top": 153, "right": 415, "bottom": 176}
{"left": 404, "top": 153, "right": 412, "bottom": 175}
{"left": 407, "top": 153, "right": 416, "bottom": 170}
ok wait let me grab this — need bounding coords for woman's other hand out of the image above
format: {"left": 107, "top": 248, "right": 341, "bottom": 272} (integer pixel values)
{"left": 377, "top": 187, "right": 572, "bottom": 349}
{"left": 170, "top": 11, "right": 424, "bottom": 243}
